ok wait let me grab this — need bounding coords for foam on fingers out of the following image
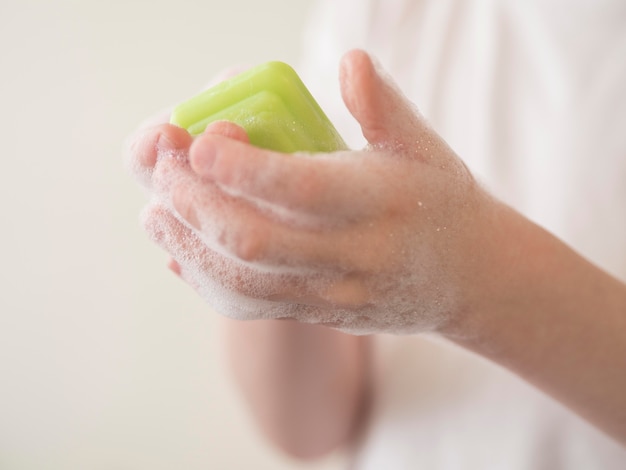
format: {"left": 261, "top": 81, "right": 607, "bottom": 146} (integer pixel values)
{"left": 140, "top": 203, "right": 346, "bottom": 322}
{"left": 125, "top": 123, "right": 193, "bottom": 189}
{"left": 169, "top": 173, "right": 348, "bottom": 268}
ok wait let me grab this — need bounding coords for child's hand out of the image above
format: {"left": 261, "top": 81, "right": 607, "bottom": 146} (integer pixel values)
{"left": 127, "top": 50, "right": 498, "bottom": 335}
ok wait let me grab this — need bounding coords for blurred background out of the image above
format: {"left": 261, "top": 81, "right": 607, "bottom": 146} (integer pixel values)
{"left": 0, "top": 0, "right": 343, "bottom": 468}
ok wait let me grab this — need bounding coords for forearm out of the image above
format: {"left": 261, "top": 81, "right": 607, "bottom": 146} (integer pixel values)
{"left": 443, "top": 201, "right": 626, "bottom": 444}
{"left": 221, "top": 318, "right": 369, "bottom": 459}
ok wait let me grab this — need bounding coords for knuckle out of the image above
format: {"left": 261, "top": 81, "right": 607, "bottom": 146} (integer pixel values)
{"left": 322, "top": 275, "right": 370, "bottom": 309}
{"left": 211, "top": 153, "right": 236, "bottom": 185}
{"left": 229, "top": 223, "right": 268, "bottom": 262}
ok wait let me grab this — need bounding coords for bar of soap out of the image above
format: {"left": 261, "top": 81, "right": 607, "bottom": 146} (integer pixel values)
{"left": 170, "top": 61, "right": 347, "bottom": 153}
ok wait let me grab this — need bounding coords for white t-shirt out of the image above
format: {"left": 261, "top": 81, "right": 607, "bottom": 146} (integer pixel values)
{"left": 300, "top": 0, "right": 626, "bottom": 468}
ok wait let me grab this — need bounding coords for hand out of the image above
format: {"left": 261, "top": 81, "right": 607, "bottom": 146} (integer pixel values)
{"left": 127, "top": 50, "right": 497, "bottom": 335}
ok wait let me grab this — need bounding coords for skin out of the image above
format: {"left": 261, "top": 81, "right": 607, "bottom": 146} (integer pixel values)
{"left": 126, "top": 49, "right": 626, "bottom": 456}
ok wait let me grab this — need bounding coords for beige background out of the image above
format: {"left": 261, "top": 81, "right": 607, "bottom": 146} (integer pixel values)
{"left": 0, "top": 0, "right": 344, "bottom": 468}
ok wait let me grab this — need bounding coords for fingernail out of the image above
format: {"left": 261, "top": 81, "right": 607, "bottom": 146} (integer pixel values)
{"left": 167, "top": 258, "right": 182, "bottom": 276}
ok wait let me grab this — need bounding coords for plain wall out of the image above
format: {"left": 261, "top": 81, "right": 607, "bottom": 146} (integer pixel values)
{"left": 0, "top": 1, "right": 344, "bottom": 468}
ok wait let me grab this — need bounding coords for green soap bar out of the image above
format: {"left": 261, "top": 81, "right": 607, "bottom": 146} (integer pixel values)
{"left": 170, "top": 61, "right": 347, "bottom": 153}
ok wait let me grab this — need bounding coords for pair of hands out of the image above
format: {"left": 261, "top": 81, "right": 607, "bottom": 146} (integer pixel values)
{"left": 126, "top": 50, "right": 497, "bottom": 335}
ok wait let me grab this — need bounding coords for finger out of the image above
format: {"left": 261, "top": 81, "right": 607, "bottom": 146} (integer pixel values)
{"left": 170, "top": 177, "right": 355, "bottom": 268}
{"left": 188, "top": 133, "right": 375, "bottom": 217}
{"left": 339, "top": 49, "right": 424, "bottom": 148}
{"left": 173, "top": 177, "right": 392, "bottom": 272}
{"left": 141, "top": 203, "right": 364, "bottom": 316}
{"left": 203, "top": 120, "right": 250, "bottom": 143}
{"left": 127, "top": 64, "right": 248, "bottom": 182}
{"left": 138, "top": 122, "right": 247, "bottom": 197}
{"left": 125, "top": 123, "right": 192, "bottom": 188}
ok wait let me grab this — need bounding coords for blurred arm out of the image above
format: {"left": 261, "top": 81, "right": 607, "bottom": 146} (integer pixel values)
{"left": 222, "top": 319, "right": 369, "bottom": 459}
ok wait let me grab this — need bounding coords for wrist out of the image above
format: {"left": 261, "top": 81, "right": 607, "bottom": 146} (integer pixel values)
{"left": 437, "top": 199, "right": 545, "bottom": 344}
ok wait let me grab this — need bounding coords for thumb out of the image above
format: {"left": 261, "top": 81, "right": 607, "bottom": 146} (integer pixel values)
{"left": 339, "top": 49, "right": 423, "bottom": 148}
